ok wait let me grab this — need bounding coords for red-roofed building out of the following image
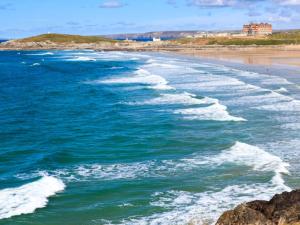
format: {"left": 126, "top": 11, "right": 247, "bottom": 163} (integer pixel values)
{"left": 243, "top": 23, "right": 272, "bottom": 36}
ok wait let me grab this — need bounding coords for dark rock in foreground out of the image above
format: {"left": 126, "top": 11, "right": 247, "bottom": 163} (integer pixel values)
{"left": 216, "top": 190, "right": 300, "bottom": 225}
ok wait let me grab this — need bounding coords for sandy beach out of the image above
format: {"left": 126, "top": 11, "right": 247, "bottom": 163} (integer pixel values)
{"left": 160, "top": 45, "right": 300, "bottom": 68}
{"left": 2, "top": 38, "right": 300, "bottom": 68}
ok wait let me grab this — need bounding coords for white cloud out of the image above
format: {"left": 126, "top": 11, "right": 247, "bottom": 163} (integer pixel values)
{"left": 187, "top": 0, "right": 235, "bottom": 6}
{"left": 277, "top": 0, "right": 300, "bottom": 5}
{"left": 268, "top": 15, "right": 291, "bottom": 22}
{"left": 186, "top": 0, "right": 300, "bottom": 7}
{"left": 99, "top": 0, "right": 126, "bottom": 8}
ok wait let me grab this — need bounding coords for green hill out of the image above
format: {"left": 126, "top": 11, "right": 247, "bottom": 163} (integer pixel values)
{"left": 271, "top": 30, "right": 300, "bottom": 42}
{"left": 18, "top": 33, "right": 117, "bottom": 43}
{"left": 174, "top": 30, "right": 300, "bottom": 46}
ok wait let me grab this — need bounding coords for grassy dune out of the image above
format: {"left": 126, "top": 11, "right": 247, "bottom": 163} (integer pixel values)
{"left": 18, "top": 33, "right": 117, "bottom": 43}
{"left": 174, "top": 30, "right": 300, "bottom": 46}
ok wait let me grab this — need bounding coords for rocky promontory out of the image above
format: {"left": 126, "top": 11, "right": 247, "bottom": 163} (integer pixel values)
{"left": 216, "top": 190, "right": 300, "bottom": 225}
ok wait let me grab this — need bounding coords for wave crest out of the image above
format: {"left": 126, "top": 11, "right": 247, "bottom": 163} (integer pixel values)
{"left": 0, "top": 176, "right": 65, "bottom": 220}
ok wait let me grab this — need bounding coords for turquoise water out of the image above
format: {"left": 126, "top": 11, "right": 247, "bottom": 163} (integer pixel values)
{"left": 0, "top": 50, "right": 300, "bottom": 225}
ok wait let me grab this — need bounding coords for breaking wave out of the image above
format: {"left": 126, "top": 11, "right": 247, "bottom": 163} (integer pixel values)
{"left": 67, "top": 56, "right": 96, "bottom": 61}
{"left": 92, "top": 68, "right": 174, "bottom": 90}
{"left": 214, "top": 142, "right": 290, "bottom": 185}
{"left": 255, "top": 99, "right": 300, "bottom": 111}
{"left": 0, "top": 176, "right": 65, "bottom": 220}
{"left": 121, "top": 182, "right": 290, "bottom": 225}
{"left": 118, "top": 142, "right": 290, "bottom": 225}
{"left": 30, "top": 63, "right": 41, "bottom": 67}
{"left": 174, "top": 103, "right": 246, "bottom": 122}
{"left": 27, "top": 52, "right": 54, "bottom": 56}
{"left": 127, "top": 92, "right": 218, "bottom": 106}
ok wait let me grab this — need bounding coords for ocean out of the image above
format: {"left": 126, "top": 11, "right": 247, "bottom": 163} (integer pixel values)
{"left": 115, "top": 37, "right": 175, "bottom": 42}
{"left": 0, "top": 50, "right": 299, "bottom": 225}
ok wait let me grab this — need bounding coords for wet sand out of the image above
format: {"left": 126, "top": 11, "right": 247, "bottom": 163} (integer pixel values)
{"left": 168, "top": 45, "right": 300, "bottom": 68}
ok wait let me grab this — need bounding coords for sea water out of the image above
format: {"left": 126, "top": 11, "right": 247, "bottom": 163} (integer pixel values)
{"left": 0, "top": 50, "right": 299, "bottom": 225}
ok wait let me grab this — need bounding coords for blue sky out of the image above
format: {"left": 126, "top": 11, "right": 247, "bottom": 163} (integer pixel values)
{"left": 0, "top": 0, "right": 299, "bottom": 38}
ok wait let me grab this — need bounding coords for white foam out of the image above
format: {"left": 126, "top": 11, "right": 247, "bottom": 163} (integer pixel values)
{"left": 15, "top": 161, "right": 168, "bottom": 183}
{"left": 275, "top": 87, "right": 289, "bottom": 93}
{"left": 98, "top": 68, "right": 174, "bottom": 90}
{"left": 16, "top": 159, "right": 203, "bottom": 183}
{"left": 68, "top": 56, "right": 96, "bottom": 61}
{"left": 151, "top": 83, "right": 174, "bottom": 90}
{"left": 128, "top": 92, "right": 218, "bottom": 106}
{"left": 281, "top": 123, "right": 300, "bottom": 130}
{"left": 74, "top": 163, "right": 153, "bottom": 180}
{"left": 179, "top": 142, "right": 291, "bottom": 194}
{"left": 180, "top": 142, "right": 290, "bottom": 182}
{"left": 226, "top": 91, "right": 293, "bottom": 107}
{"left": 110, "top": 66, "right": 124, "bottom": 70}
{"left": 30, "top": 63, "right": 40, "bottom": 67}
{"left": 122, "top": 181, "right": 290, "bottom": 225}
{"left": 63, "top": 51, "right": 149, "bottom": 62}
{"left": 255, "top": 99, "right": 300, "bottom": 111}
{"left": 261, "top": 139, "right": 300, "bottom": 167}
{"left": 18, "top": 152, "right": 229, "bottom": 183}
{"left": 215, "top": 142, "right": 290, "bottom": 175}
{"left": 27, "top": 52, "right": 54, "bottom": 56}
{"left": 174, "top": 103, "right": 246, "bottom": 122}
{"left": 232, "top": 69, "right": 292, "bottom": 85}
{"left": 260, "top": 77, "right": 292, "bottom": 85}
{"left": 0, "top": 176, "right": 65, "bottom": 220}
{"left": 174, "top": 74, "right": 260, "bottom": 96}
{"left": 145, "top": 61, "right": 181, "bottom": 69}
{"left": 119, "top": 142, "right": 290, "bottom": 225}
{"left": 15, "top": 162, "right": 157, "bottom": 182}
{"left": 11, "top": 143, "right": 290, "bottom": 225}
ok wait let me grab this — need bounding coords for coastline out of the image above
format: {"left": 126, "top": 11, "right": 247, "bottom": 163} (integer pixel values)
{"left": 162, "top": 50, "right": 300, "bottom": 82}
{"left": 2, "top": 40, "right": 300, "bottom": 69}
{"left": 164, "top": 45, "right": 300, "bottom": 68}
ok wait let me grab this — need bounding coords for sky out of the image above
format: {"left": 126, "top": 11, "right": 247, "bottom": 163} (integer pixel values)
{"left": 0, "top": 0, "right": 299, "bottom": 38}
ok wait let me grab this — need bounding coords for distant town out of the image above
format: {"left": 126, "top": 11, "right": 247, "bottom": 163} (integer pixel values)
{"left": 1, "top": 22, "right": 299, "bottom": 50}
{"left": 105, "top": 22, "right": 274, "bottom": 41}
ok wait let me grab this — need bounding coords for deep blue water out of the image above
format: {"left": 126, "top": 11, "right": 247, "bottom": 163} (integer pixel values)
{"left": 0, "top": 50, "right": 300, "bottom": 225}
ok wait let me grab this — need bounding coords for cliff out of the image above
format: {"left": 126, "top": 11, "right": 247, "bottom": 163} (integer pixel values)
{"left": 216, "top": 190, "right": 300, "bottom": 225}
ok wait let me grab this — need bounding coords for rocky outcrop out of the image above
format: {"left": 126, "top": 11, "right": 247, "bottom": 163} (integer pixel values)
{"left": 216, "top": 190, "right": 300, "bottom": 225}
{"left": 0, "top": 40, "right": 118, "bottom": 50}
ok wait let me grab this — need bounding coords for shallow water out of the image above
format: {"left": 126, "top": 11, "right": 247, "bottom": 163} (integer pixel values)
{"left": 0, "top": 50, "right": 300, "bottom": 225}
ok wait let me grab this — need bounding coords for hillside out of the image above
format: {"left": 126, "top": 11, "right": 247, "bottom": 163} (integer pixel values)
{"left": 18, "top": 33, "right": 116, "bottom": 43}
{"left": 174, "top": 30, "right": 300, "bottom": 46}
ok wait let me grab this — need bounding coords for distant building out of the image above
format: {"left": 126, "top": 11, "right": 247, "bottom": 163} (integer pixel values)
{"left": 231, "top": 33, "right": 248, "bottom": 37}
{"left": 152, "top": 37, "right": 161, "bottom": 42}
{"left": 215, "top": 32, "right": 231, "bottom": 37}
{"left": 243, "top": 23, "right": 272, "bottom": 36}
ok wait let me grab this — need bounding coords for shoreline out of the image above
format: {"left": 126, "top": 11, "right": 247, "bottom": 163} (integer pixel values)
{"left": 163, "top": 45, "right": 300, "bottom": 68}
{"left": 163, "top": 50, "right": 300, "bottom": 82}
{"left": 2, "top": 44, "right": 300, "bottom": 88}
{"left": 1, "top": 42, "right": 300, "bottom": 69}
